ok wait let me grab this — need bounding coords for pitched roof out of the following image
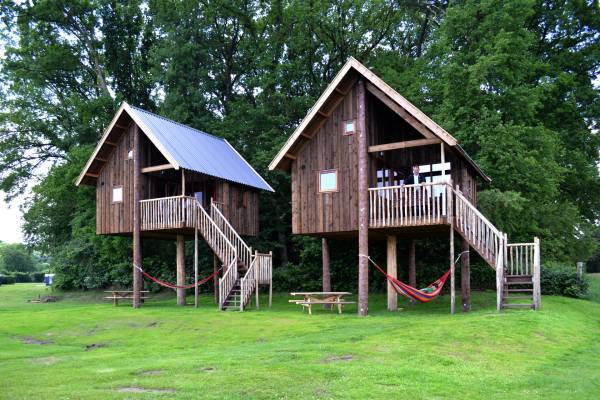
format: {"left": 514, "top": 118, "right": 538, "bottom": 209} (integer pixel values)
{"left": 76, "top": 103, "right": 274, "bottom": 192}
{"left": 268, "top": 57, "right": 490, "bottom": 182}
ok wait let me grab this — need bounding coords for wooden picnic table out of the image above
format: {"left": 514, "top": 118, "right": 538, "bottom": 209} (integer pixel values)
{"left": 104, "top": 290, "right": 149, "bottom": 306}
{"left": 289, "top": 292, "right": 355, "bottom": 315}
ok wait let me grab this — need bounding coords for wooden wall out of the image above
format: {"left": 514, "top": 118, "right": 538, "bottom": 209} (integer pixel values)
{"left": 291, "top": 84, "right": 359, "bottom": 235}
{"left": 215, "top": 181, "right": 260, "bottom": 237}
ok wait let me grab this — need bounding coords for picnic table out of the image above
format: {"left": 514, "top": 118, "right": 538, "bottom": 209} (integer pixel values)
{"left": 104, "top": 290, "right": 149, "bottom": 306}
{"left": 289, "top": 292, "right": 355, "bottom": 315}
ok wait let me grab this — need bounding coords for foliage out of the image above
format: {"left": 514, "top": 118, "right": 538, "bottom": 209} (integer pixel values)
{"left": 0, "top": 274, "right": 15, "bottom": 284}
{"left": 541, "top": 262, "right": 589, "bottom": 298}
{"left": 0, "top": 243, "right": 37, "bottom": 272}
{"left": 0, "top": 0, "right": 597, "bottom": 289}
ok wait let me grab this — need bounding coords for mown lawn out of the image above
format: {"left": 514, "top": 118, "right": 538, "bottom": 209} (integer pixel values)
{"left": 1, "top": 281, "right": 599, "bottom": 400}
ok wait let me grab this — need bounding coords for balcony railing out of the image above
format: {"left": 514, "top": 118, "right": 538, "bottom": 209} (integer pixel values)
{"left": 140, "top": 195, "right": 197, "bottom": 231}
{"left": 368, "top": 182, "right": 450, "bottom": 228}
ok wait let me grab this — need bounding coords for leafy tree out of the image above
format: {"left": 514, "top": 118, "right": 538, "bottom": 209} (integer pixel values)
{"left": 0, "top": 243, "right": 36, "bottom": 272}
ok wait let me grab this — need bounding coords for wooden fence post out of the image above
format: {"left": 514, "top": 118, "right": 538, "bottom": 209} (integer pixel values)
{"left": 533, "top": 237, "right": 541, "bottom": 311}
{"left": 387, "top": 235, "right": 397, "bottom": 311}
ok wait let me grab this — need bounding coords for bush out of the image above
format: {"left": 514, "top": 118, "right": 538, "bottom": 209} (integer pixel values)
{"left": 0, "top": 274, "right": 16, "bottom": 284}
{"left": 31, "top": 272, "right": 45, "bottom": 282}
{"left": 540, "top": 262, "right": 588, "bottom": 298}
{"left": 11, "top": 271, "right": 32, "bottom": 283}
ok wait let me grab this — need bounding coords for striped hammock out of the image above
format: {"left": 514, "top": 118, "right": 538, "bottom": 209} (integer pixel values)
{"left": 364, "top": 256, "right": 450, "bottom": 303}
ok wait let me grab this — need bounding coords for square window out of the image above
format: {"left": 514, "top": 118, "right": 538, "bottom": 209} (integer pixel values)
{"left": 112, "top": 186, "right": 123, "bottom": 203}
{"left": 343, "top": 120, "right": 355, "bottom": 136}
{"left": 127, "top": 149, "right": 133, "bottom": 159}
{"left": 319, "top": 170, "right": 338, "bottom": 192}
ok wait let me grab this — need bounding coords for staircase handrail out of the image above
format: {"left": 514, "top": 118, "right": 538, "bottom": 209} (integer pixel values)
{"left": 239, "top": 256, "right": 257, "bottom": 311}
{"left": 210, "top": 201, "right": 253, "bottom": 269}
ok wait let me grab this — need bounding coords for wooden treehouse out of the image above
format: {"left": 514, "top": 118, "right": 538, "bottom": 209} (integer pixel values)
{"left": 270, "top": 58, "right": 541, "bottom": 315}
{"left": 77, "top": 103, "right": 274, "bottom": 310}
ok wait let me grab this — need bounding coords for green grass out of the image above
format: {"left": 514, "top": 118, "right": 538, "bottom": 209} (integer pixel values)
{"left": 1, "top": 283, "right": 599, "bottom": 399}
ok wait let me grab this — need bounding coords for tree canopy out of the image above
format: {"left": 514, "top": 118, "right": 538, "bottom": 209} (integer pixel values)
{"left": 0, "top": 0, "right": 598, "bottom": 289}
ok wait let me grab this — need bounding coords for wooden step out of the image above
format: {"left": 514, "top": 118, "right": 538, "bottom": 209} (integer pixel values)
{"left": 504, "top": 288, "right": 533, "bottom": 292}
{"left": 502, "top": 303, "right": 533, "bottom": 309}
{"left": 505, "top": 275, "right": 533, "bottom": 284}
{"left": 504, "top": 295, "right": 532, "bottom": 300}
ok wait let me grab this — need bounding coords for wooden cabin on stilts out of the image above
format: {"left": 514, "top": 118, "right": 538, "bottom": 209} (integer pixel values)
{"left": 77, "top": 104, "right": 274, "bottom": 311}
{"left": 269, "top": 58, "right": 541, "bottom": 315}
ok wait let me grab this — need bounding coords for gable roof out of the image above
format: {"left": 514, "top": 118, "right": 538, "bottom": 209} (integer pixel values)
{"left": 76, "top": 103, "right": 274, "bottom": 192}
{"left": 268, "top": 57, "right": 490, "bottom": 182}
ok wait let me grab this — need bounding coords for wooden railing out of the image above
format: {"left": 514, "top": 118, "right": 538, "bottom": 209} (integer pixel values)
{"left": 255, "top": 252, "right": 273, "bottom": 285}
{"left": 210, "top": 201, "right": 253, "bottom": 269}
{"left": 140, "top": 195, "right": 197, "bottom": 230}
{"left": 453, "top": 187, "right": 504, "bottom": 268}
{"left": 239, "top": 257, "right": 257, "bottom": 311}
{"left": 506, "top": 243, "right": 536, "bottom": 276}
{"left": 368, "top": 182, "right": 449, "bottom": 228}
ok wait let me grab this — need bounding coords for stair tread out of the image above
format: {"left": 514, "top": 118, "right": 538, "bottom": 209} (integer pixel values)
{"left": 504, "top": 296, "right": 532, "bottom": 299}
{"left": 502, "top": 303, "right": 533, "bottom": 308}
{"left": 504, "top": 288, "right": 533, "bottom": 292}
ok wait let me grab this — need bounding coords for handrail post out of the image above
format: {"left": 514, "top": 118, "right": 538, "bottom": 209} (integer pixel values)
{"left": 532, "top": 237, "right": 541, "bottom": 310}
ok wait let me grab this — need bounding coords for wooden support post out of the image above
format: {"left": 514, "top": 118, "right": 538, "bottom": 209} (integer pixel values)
{"left": 461, "top": 238, "right": 471, "bottom": 312}
{"left": 132, "top": 125, "right": 142, "bottom": 309}
{"left": 269, "top": 251, "right": 273, "bottom": 309}
{"left": 357, "top": 78, "right": 369, "bottom": 317}
{"left": 387, "top": 235, "right": 397, "bottom": 311}
{"left": 408, "top": 239, "right": 416, "bottom": 306}
{"left": 213, "top": 253, "right": 219, "bottom": 303}
{"left": 176, "top": 235, "right": 186, "bottom": 306}
{"left": 255, "top": 250, "right": 260, "bottom": 310}
{"left": 449, "top": 189, "right": 456, "bottom": 314}
{"left": 194, "top": 228, "right": 199, "bottom": 308}
{"left": 181, "top": 169, "right": 186, "bottom": 195}
{"left": 322, "top": 238, "right": 331, "bottom": 310}
{"left": 532, "top": 237, "right": 541, "bottom": 311}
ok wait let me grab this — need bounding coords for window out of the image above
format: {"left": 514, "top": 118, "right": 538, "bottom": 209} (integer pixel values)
{"left": 112, "top": 186, "right": 123, "bottom": 203}
{"left": 343, "top": 120, "right": 355, "bottom": 136}
{"left": 318, "top": 170, "right": 338, "bottom": 193}
{"left": 127, "top": 149, "right": 133, "bottom": 160}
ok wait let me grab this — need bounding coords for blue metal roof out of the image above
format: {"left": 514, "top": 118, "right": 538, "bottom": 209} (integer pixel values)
{"left": 128, "top": 105, "right": 274, "bottom": 192}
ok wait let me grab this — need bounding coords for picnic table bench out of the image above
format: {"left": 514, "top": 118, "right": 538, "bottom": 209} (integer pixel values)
{"left": 104, "top": 290, "right": 149, "bottom": 306}
{"left": 289, "top": 292, "right": 355, "bottom": 315}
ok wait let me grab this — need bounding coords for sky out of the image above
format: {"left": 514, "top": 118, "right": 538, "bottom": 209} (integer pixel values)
{"left": 0, "top": 193, "right": 25, "bottom": 244}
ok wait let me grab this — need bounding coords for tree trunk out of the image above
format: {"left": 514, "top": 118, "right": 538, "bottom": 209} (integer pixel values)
{"left": 408, "top": 239, "right": 416, "bottom": 306}
{"left": 322, "top": 238, "right": 331, "bottom": 310}
{"left": 357, "top": 78, "right": 369, "bottom": 317}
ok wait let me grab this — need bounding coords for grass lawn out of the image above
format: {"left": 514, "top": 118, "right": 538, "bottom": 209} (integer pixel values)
{"left": 1, "top": 281, "right": 599, "bottom": 399}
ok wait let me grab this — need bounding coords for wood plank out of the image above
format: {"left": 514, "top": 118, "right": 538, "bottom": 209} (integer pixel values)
{"left": 141, "top": 163, "right": 174, "bottom": 173}
{"left": 368, "top": 138, "right": 441, "bottom": 153}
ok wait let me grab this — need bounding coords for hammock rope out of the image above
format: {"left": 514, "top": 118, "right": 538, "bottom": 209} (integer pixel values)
{"left": 359, "top": 252, "right": 467, "bottom": 303}
{"left": 134, "top": 264, "right": 222, "bottom": 290}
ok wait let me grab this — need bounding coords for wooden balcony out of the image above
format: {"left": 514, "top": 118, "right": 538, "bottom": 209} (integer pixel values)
{"left": 140, "top": 195, "right": 198, "bottom": 231}
{"left": 368, "top": 182, "right": 450, "bottom": 228}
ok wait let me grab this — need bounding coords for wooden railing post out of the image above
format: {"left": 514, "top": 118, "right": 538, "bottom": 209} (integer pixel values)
{"left": 532, "top": 237, "right": 541, "bottom": 310}
{"left": 255, "top": 250, "right": 260, "bottom": 310}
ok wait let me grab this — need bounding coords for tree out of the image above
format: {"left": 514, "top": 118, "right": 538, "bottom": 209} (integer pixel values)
{"left": 0, "top": 243, "right": 36, "bottom": 272}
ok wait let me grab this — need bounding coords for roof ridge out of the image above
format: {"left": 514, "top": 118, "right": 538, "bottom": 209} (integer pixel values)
{"left": 127, "top": 104, "right": 226, "bottom": 142}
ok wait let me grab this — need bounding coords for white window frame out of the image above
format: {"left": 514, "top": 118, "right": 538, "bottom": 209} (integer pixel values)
{"left": 318, "top": 170, "right": 338, "bottom": 193}
{"left": 112, "top": 186, "right": 123, "bottom": 203}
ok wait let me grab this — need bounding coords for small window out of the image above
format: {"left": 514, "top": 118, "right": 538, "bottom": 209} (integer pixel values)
{"left": 319, "top": 170, "right": 338, "bottom": 193}
{"left": 127, "top": 149, "right": 133, "bottom": 159}
{"left": 112, "top": 186, "right": 123, "bottom": 203}
{"left": 343, "top": 120, "right": 355, "bottom": 136}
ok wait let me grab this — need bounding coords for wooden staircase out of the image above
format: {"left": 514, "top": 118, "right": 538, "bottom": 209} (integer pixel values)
{"left": 451, "top": 186, "right": 541, "bottom": 311}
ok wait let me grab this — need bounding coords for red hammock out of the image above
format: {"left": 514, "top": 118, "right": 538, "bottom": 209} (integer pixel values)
{"left": 135, "top": 264, "right": 221, "bottom": 290}
{"left": 362, "top": 255, "right": 450, "bottom": 303}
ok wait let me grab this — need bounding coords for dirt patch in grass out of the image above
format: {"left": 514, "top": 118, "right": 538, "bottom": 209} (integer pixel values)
{"left": 21, "top": 336, "right": 53, "bottom": 345}
{"left": 117, "top": 387, "right": 176, "bottom": 394}
{"left": 197, "top": 366, "right": 216, "bottom": 373}
{"left": 322, "top": 354, "right": 353, "bottom": 363}
{"left": 85, "top": 343, "right": 107, "bottom": 351}
{"left": 138, "top": 369, "right": 164, "bottom": 376}
{"left": 29, "top": 356, "right": 60, "bottom": 365}
{"left": 147, "top": 321, "right": 158, "bottom": 327}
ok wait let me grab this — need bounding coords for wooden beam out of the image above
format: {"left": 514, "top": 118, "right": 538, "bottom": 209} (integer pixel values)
{"left": 366, "top": 82, "right": 437, "bottom": 140}
{"left": 387, "top": 235, "right": 397, "bottom": 311}
{"left": 368, "top": 138, "right": 441, "bottom": 153}
{"left": 283, "top": 153, "right": 297, "bottom": 160}
{"left": 317, "top": 109, "right": 329, "bottom": 118}
{"left": 95, "top": 157, "right": 107, "bottom": 162}
{"left": 461, "top": 238, "right": 471, "bottom": 312}
{"left": 409, "top": 239, "right": 416, "bottom": 306}
{"left": 176, "top": 235, "right": 186, "bottom": 306}
{"left": 357, "top": 79, "right": 369, "bottom": 317}
{"left": 450, "top": 195, "right": 456, "bottom": 315}
{"left": 141, "top": 163, "right": 174, "bottom": 173}
{"left": 85, "top": 172, "right": 99, "bottom": 178}
{"left": 132, "top": 125, "right": 142, "bottom": 309}
{"left": 105, "top": 141, "right": 117, "bottom": 147}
